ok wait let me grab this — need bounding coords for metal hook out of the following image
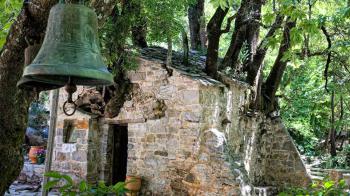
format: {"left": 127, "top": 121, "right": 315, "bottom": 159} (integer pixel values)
{"left": 63, "top": 77, "right": 77, "bottom": 116}
{"left": 63, "top": 101, "right": 77, "bottom": 116}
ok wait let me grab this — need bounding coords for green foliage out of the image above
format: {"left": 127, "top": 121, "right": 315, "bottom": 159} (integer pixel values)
{"left": 320, "top": 145, "right": 350, "bottom": 169}
{"left": 44, "top": 171, "right": 127, "bottom": 196}
{"left": 0, "top": 0, "right": 22, "bottom": 49}
{"left": 28, "top": 92, "right": 50, "bottom": 134}
{"left": 279, "top": 178, "right": 348, "bottom": 196}
{"left": 143, "top": 0, "right": 191, "bottom": 44}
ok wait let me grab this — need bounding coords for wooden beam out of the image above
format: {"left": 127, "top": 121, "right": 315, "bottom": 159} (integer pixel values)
{"left": 42, "top": 89, "right": 59, "bottom": 196}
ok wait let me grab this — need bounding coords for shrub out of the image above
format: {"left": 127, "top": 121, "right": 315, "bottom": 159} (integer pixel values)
{"left": 44, "top": 172, "right": 127, "bottom": 196}
{"left": 279, "top": 178, "right": 348, "bottom": 196}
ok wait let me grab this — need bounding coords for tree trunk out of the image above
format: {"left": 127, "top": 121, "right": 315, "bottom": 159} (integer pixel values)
{"left": 263, "top": 18, "right": 296, "bottom": 114}
{"left": 246, "top": 14, "right": 284, "bottom": 85}
{"left": 330, "top": 90, "right": 337, "bottom": 157}
{"left": 0, "top": 1, "right": 115, "bottom": 193}
{"left": 245, "top": 0, "right": 263, "bottom": 67}
{"left": 0, "top": 1, "right": 56, "bottom": 194}
{"left": 130, "top": 0, "right": 148, "bottom": 48}
{"left": 166, "top": 35, "right": 173, "bottom": 67}
{"left": 221, "top": 0, "right": 249, "bottom": 70}
{"left": 188, "top": 0, "right": 205, "bottom": 50}
{"left": 182, "top": 30, "right": 189, "bottom": 66}
{"left": 205, "top": 7, "right": 228, "bottom": 78}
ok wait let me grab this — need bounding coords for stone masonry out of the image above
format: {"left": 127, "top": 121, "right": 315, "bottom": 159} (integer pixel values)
{"left": 51, "top": 48, "right": 311, "bottom": 195}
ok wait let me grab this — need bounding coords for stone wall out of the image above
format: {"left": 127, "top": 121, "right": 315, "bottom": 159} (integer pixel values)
{"left": 51, "top": 55, "right": 311, "bottom": 195}
{"left": 219, "top": 76, "right": 311, "bottom": 189}
{"left": 17, "top": 162, "right": 45, "bottom": 185}
{"left": 52, "top": 90, "right": 102, "bottom": 183}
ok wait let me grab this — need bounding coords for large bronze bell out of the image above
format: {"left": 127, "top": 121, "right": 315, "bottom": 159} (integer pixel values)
{"left": 17, "top": 3, "right": 114, "bottom": 91}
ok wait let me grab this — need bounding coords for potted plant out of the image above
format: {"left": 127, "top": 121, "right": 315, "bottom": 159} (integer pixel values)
{"left": 125, "top": 175, "right": 141, "bottom": 196}
{"left": 182, "top": 174, "right": 201, "bottom": 196}
{"left": 36, "top": 148, "right": 46, "bottom": 164}
{"left": 28, "top": 146, "right": 44, "bottom": 164}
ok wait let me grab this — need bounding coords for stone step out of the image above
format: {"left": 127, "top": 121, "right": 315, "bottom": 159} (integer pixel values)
{"left": 310, "top": 175, "right": 324, "bottom": 181}
{"left": 309, "top": 171, "right": 327, "bottom": 177}
{"left": 310, "top": 167, "right": 350, "bottom": 174}
{"left": 253, "top": 186, "right": 278, "bottom": 196}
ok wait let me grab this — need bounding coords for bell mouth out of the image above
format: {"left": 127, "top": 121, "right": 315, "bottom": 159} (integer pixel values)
{"left": 18, "top": 63, "right": 114, "bottom": 90}
{"left": 17, "top": 76, "right": 65, "bottom": 91}
{"left": 21, "top": 63, "right": 114, "bottom": 86}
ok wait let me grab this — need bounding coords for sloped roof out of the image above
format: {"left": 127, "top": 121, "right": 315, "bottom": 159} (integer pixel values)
{"left": 140, "top": 47, "right": 224, "bottom": 86}
{"left": 140, "top": 46, "right": 250, "bottom": 88}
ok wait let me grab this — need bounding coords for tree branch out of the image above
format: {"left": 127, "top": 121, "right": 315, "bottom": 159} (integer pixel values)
{"left": 246, "top": 14, "right": 284, "bottom": 85}
{"left": 321, "top": 25, "right": 332, "bottom": 92}
{"left": 220, "top": 14, "right": 237, "bottom": 34}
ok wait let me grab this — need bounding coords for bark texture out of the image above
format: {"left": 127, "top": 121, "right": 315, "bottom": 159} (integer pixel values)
{"left": 263, "top": 18, "right": 296, "bottom": 114}
{"left": 130, "top": 0, "right": 148, "bottom": 48}
{"left": 221, "top": 0, "right": 250, "bottom": 69}
{"left": 0, "top": 1, "right": 116, "bottom": 193}
{"left": 0, "top": 1, "right": 56, "bottom": 193}
{"left": 188, "top": 0, "right": 205, "bottom": 50}
{"left": 205, "top": 7, "right": 229, "bottom": 78}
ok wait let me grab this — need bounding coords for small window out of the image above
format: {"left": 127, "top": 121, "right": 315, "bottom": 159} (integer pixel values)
{"left": 63, "top": 119, "right": 77, "bottom": 143}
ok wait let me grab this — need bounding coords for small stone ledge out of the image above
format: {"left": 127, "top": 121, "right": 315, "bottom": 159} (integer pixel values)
{"left": 104, "top": 118, "right": 146, "bottom": 124}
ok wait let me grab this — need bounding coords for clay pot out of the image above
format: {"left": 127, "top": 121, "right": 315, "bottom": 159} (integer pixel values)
{"left": 182, "top": 180, "right": 201, "bottom": 196}
{"left": 28, "top": 146, "right": 44, "bottom": 164}
{"left": 125, "top": 175, "right": 141, "bottom": 195}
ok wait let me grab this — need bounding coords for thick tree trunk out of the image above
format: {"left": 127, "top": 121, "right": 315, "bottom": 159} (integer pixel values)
{"left": 0, "top": 1, "right": 56, "bottom": 194}
{"left": 130, "top": 0, "right": 148, "bottom": 48}
{"left": 188, "top": 0, "right": 205, "bottom": 50}
{"left": 245, "top": 0, "right": 263, "bottom": 66}
{"left": 221, "top": 0, "right": 249, "bottom": 69}
{"left": 131, "top": 23, "right": 148, "bottom": 48}
{"left": 0, "top": 1, "right": 115, "bottom": 193}
{"left": 263, "top": 18, "right": 296, "bottom": 114}
{"left": 246, "top": 14, "right": 284, "bottom": 85}
{"left": 205, "top": 7, "right": 228, "bottom": 78}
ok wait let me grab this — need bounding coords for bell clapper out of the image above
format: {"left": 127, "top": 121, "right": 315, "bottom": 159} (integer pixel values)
{"left": 63, "top": 78, "right": 78, "bottom": 116}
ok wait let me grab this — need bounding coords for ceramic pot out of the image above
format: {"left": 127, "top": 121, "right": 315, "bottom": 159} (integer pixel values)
{"left": 182, "top": 180, "right": 200, "bottom": 196}
{"left": 28, "top": 146, "right": 44, "bottom": 164}
{"left": 125, "top": 175, "right": 141, "bottom": 195}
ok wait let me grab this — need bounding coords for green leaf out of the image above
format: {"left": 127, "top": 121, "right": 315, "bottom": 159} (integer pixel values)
{"left": 79, "top": 181, "right": 88, "bottom": 192}
{"left": 44, "top": 179, "right": 60, "bottom": 190}
{"left": 338, "top": 179, "right": 346, "bottom": 188}
{"left": 112, "top": 182, "right": 126, "bottom": 192}
{"left": 58, "top": 184, "right": 72, "bottom": 193}
{"left": 290, "top": 27, "right": 303, "bottom": 45}
{"left": 98, "top": 181, "right": 107, "bottom": 189}
{"left": 44, "top": 171, "right": 63, "bottom": 179}
{"left": 323, "top": 181, "right": 334, "bottom": 189}
{"left": 62, "top": 175, "right": 74, "bottom": 186}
